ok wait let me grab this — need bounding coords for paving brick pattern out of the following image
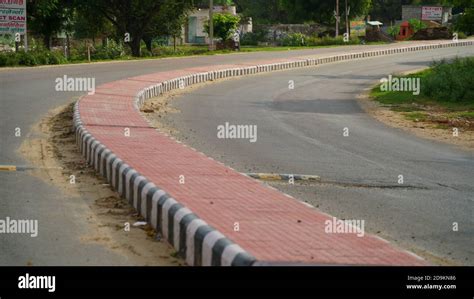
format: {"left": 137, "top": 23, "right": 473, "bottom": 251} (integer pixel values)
{"left": 75, "top": 42, "right": 474, "bottom": 265}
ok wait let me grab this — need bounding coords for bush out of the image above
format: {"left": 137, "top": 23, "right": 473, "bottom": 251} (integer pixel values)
{"left": 204, "top": 13, "right": 241, "bottom": 41}
{"left": 387, "top": 25, "right": 400, "bottom": 37}
{"left": 457, "top": 31, "right": 468, "bottom": 39}
{"left": 49, "top": 51, "right": 67, "bottom": 64}
{"left": 16, "top": 51, "right": 38, "bottom": 66}
{"left": 0, "top": 50, "right": 67, "bottom": 67}
{"left": 422, "top": 57, "right": 474, "bottom": 102}
{"left": 280, "top": 33, "right": 307, "bottom": 46}
{"left": 312, "top": 35, "right": 359, "bottom": 46}
{"left": 241, "top": 28, "right": 268, "bottom": 46}
{"left": 408, "top": 18, "right": 427, "bottom": 33}
{"left": 279, "top": 33, "right": 361, "bottom": 47}
{"left": 92, "top": 40, "right": 125, "bottom": 60}
{"left": 0, "top": 52, "right": 15, "bottom": 67}
{"left": 140, "top": 48, "right": 152, "bottom": 57}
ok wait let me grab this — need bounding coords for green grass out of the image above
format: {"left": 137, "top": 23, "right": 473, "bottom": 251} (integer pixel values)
{"left": 404, "top": 112, "right": 429, "bottom": 122}
{"left": 370, "top": 58, "right": 474, "bottom": 129}
{"left": 453, "top": 111, "right": 474, "bottom": 120}
{"left": 370, "top": 68, "right": 474, "bottom": 112}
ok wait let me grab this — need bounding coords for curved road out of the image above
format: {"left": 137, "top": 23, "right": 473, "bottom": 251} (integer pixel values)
{"left": 0, "top": 42, "right": 472, "bottom": 265}
{"left": 159, "top": 46, "right": 474, "bottom": 265}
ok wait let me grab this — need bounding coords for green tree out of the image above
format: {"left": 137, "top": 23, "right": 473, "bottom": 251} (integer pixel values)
{"left": 455, "top": 7, "right": 474, "bottom": 34}
{"left": 81, "top": 0, "right": 192, "bottom": 57}
{"left": 204, "top": 13, "right": 241, "bottom": 41}
{"left": 27, "top": 0, "right": 72, "bottom": 49}
{"left": 281, "top": 0, "right": 371, "bottom": 25}
{"left": 72, "top": 2, "right": 114, "bottom": 45}
{"left": 235, "top": 0, "right": 288, "bottom": 24}
{"left": 370, "top": 0, "right": 404, "bottom": 23}
{"left": 143, "top": 0, "right": 193, "bottom": 52}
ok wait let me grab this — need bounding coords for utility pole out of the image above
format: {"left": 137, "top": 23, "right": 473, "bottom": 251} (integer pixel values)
{"left": 345, "top": 0, "right": 349, "bottom": 39}
{"left": 335, "top": 0, "right": 340, "bottom": 37}
{"left": 209, "top": 0, "right": 214, "bottom": 51}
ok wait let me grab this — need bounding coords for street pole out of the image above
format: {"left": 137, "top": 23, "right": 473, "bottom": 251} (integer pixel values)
{"left": 209, "top": 0, "right": 214, "bottom": 51}
{"left": 24, "top": 3, "right": 28, "bottom": 52}
{"left": 345, "top": 0, "right": 349, "bottom": 39}
{"left": 335, "top": 0, "right": 339, "bottom": 37}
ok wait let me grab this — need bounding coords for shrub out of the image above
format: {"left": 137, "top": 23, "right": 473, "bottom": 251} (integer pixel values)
{"left": 204, "top": 13, "right": 241, "bottom": 41}
{"left": 280, "top": 33, "right": 307, "bottom": 46}
{"left": 241, "top": 29, "right": 268, "bottom": 46}
{"left": 408, "top": 18, "right": 427, "bottom": 33}
{"left": 140, "top": 48, "right": 152, "bottom": 57}
{"left": 387, "top": 25, "right": 401, "bottom": 37}
{"left": 5, "top": 53, "right": 19, "bottom": 66}
{"left": 16, "top": 51, "right": 38, "bottom": 66}
{"left": 0, "top": 49, "right": 68, "bottom": 67}
{"left": 457, "top": 31, "right": 467, "bottom": 39}
{"left": 306, "top": 35, "right": 360, "bottom": 46}
{"left": 422, "top": 57, "right": 474, "bottom": 102}
{"left": 49, "top": 51, "right": 67, "bottom": 64}
{"left": 92, "top": 40, "right": 125, "bottom": 60}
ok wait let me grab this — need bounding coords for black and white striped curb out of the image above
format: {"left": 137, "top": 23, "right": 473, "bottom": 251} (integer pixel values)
{"left": 73, "top": 41, "right": 473, "bottom": 266}
{"left": 73, "top": 103, "right": 255, "bottom": 266}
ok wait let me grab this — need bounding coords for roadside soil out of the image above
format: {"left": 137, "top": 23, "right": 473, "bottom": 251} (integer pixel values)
{"left": 359, "top": 66, "right": 473, "bottom": 151}
{"left": 359, "top": 91, "right": 474, "bottom": 152}
{"left": 18, "top": 101, "right": 183, "bottom": 266}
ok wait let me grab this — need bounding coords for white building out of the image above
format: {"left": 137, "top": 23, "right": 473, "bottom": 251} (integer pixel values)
{"left": 181, "top": 6, "right": 252, "bottom": 45}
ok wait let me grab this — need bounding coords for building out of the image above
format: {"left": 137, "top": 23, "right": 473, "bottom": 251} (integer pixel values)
{"left": 181, "top": 5, "right": 252, "bottom": 45}
{"left": 402, "top": 5, "right": 452, "bottom": 25}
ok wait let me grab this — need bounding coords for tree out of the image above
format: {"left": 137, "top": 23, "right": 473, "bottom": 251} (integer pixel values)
{"left": 204, "top": 13, "right": 241, "bottom": 41}
{"left": 370, "top": 0, "right": 404, "bottom": 23}
{"left": 73, "top": 2, "right": 114, "bottom": 45}
{"left": 81, "top": 0, "right": 191, "bottom": 57}
{"left": 279, "top": 0, "right": 371, "bottom": 25}
{"left": 143, "top": 0, "right": 193, "bottom": 53}
{"left": 455, "top": 8, "right": 474, "bottom": 34}
{"left": 235, "top": 0, "right": 289, "bottom": 24}
{"left": 27, "top": 0, "right": 72, "bottom": 49}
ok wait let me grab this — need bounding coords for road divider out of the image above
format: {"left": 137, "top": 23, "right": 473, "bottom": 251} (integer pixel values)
{"left": 73, "top": 41, "right": 472, "bottom": 266}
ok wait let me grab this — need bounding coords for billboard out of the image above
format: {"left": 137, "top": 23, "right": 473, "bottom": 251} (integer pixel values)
{"left": 421, "top": 6, "right": 443, "bottom": 21}
{"left": 350, "top": 21, "right": 366, "bottom": 37}
{"left": 0, "top": 0, "right": 27, "bottom": 35}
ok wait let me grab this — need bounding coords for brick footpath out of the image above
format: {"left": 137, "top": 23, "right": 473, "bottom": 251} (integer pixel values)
{"left": 74, "top": 40, "right": 473, "bottom": 266}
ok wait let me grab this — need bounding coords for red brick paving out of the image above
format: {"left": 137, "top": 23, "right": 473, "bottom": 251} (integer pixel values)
{"left": 78, "top": 56, "right": 428, "bottom": 266}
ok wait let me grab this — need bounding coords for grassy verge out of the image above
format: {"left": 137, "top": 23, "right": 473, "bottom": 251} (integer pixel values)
{"left": 370, "top": 57, "right": 474, "bottom": 130}
{"left": 0, "top": 41, "right": 388, "bottom": 68}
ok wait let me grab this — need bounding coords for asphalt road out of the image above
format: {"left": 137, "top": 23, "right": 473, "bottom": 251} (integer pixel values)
{"left": 160, "top": 47, "right": 474, "bottom": 265}
{"left": 1, "top": 43, "right": 433, "bottom": 265}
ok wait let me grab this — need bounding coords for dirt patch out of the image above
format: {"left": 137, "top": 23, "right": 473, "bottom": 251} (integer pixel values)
{"left": 358, "top": 91, "right": 474, "bottom": 152}
{"left": 18, "top": 101, "right": 183, "bottom": 266}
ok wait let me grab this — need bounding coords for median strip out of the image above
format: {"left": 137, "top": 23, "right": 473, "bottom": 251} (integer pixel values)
{"left": 73, "top": 41, "right": 473, "bottom": 266}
